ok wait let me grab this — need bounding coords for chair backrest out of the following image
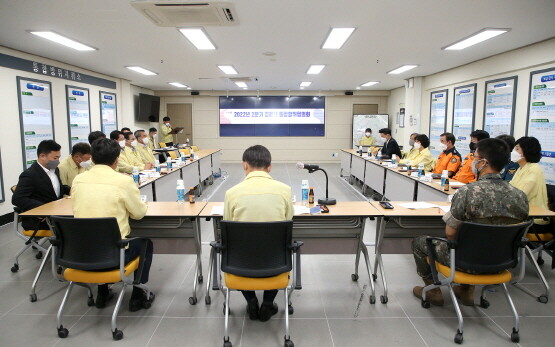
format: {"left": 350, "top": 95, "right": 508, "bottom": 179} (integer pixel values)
{"left": 50, "top": 216, "right": 122, "bottom": 271}
{"left": 191, "top": 145, "right": 199, "bottom": 152}
{"left": 454, "top": 220, "right": 532, "bottom": 273}
{"left": 179, "top": 148, "right": 191, "bottom": 155}
{"left": 159, "top": 142, "right": 166, "bottom": 148}
{"left": 220, "top": 221, "right": 293, "bottom": 278}
{"left": 168, "top": 151, "right": 177, "bottom": 159}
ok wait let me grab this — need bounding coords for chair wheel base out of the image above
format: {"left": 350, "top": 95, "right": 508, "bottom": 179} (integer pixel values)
{"left": 454, "top": 331, "right": 463, "bottom": 344}
{"left": 30, "top": 293, "right": 37, "bottom": 302}
{"left": 511, "top": 328, "right": 519, "bottom": 343}
{"left": 284, "top": 338, "right": 294, "bottom": 347}
{"left": 538, "top": 295, "right": 548, "bottom": 304}
{"left": 198, "top": 275, "right": 203, "bottom": 283}
{"left": 369, "top": 295, "right": 376, "bottom": 304}
{"left": 36, "top": 251, "right": 43, "bottom": 259}
{"left": 421, "top": 300, "right": 430, "bottom": 309}
{"left": 189, "top": 296, "right": 198, "bottom": 305}
{"left": 205, "top": 296, "right": 211, "bottom": 305}
{"left": 288, "top": 305, "right": 294, "bottom": 315}
{"left": 11, "top": 264, "right": 19, "bottom": 273}
{"left": 479, "top": 297, "right": 490, "bottom": 308}
{"left": 351, "top": 273, "right": 359, "bottom": 281}
{"left": 57, "top": 326, "right": 69, "bottom": 338}
{"left": 87, "top": 297, "right": 95, "bottom": 306}
{"left": 380, "top": 295, "right": 388, "bottom": 304}
{"left": 372, "top": 273, "right": 377, "bottom": 281}
{"left": 112, "top": 329, "right": 124, "bottom": 341}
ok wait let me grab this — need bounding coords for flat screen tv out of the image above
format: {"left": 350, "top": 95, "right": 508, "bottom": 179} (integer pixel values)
{"left": 137, "top": 93, "right": 160, "bottom": 122}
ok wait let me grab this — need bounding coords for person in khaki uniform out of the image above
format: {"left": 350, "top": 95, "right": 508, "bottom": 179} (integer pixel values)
{"left": 401, "top": 133, "right": 419, "bottom": 160}
{"left": 109, "top": 130, "right": 134, "bottom": 174}
{"left": 159, "top": 116, "right": 174, "bottom": 145}
{"left": 134, "top": 129, "right": 156, "bottom": 165}
{"left": 224, "top": 145, "right": 294, "bottom": 322}
{"left": 412, "top": 139, "right": 529, "bottom": 307}
{"left": 359, "top": 128, "right": 375, "bottom": 146}
{"left": 121, "top": 132, "right": 153, "bottom": 171}
{"left": 148, "top": 127, "right": 158, "bottom": 150}
{"left": 71, "top": 138, "right": 155, "bottom": 311}
{"left": 399, "top": 134, "right": 435, "bottom": 171}
{"left": 58, "top": 142, "right": 92, "bottom": 187}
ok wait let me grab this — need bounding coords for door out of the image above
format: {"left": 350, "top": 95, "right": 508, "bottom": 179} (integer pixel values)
{"left": 166, "top": 103, "right": 193, "bottom": 144}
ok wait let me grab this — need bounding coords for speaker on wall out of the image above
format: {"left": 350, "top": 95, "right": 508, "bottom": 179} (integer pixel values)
{"left": 191, "top": 90, "right": 200, "bottom": 95}
{"left": 345, "top": 91, "right": 354, "bottom": 95}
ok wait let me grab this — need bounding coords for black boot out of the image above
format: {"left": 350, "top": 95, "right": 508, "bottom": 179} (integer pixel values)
{"left": 246, "top": 297, "right": 259, "bottom": 320}
{"left": 258, "top": 302, "right": 278, "bottom": 322}
{"left": 129, "top": 286, "right": 155, "bottom": 312}
{"left": 96, "top": 284, "right": 114, "bottom": 309}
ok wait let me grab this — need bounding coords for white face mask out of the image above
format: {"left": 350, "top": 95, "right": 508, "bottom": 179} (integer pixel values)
{"left": 142, "top": 137, "right": 149, "bottom": 145}
{"left": 119, "top": 140, "right": 125, "bottom": 149}
{"left": 440, "top": 143, "right": 448, "bottom": 151}
{"left": 510, "top": 150, "right": 521, "bottom": 162}
{"left": 166, "top": 123, "right": 171, "bottom": 127}
{"left": 414, "top": 142, "right": 421, "bottom": 149}
{"left": 79, "top": 160, "right": 92, "bottom": 169}
{"left": 365, "top": 132, "right": 371, "bottom": 137}
{"left": 131, "top": 140, "right": 138, "bottom": 148}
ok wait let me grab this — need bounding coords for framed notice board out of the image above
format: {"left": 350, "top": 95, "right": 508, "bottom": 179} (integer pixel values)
{"left": 66, "top": 85, "right": 91, "bottom": 148}
{"left": 526, "top": 67, "right": 555, "bottom": 185}
{"left": 429, "top": 89, "right": 448, "bottom": 157}
{"left": 0, "top": 148, "right": 4, "bottom": 203}
{"left": 100, "top": 91, "right": 117, "bottom": 134}
{"left": 483, "top": 76, "right": 517, "bottom": 137}
{"left": 452, "top": 84, "right": 476, "bottom": 157}
{"left": 17, "top": 77, "right": 55, "bottom": 169}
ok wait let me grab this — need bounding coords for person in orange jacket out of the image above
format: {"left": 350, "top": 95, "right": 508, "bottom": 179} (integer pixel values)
{"left": 432, "top": 133, "right": 462, "bottom": 178}
{"left": 453, "top": 130, "right": 490, "bottom": 183}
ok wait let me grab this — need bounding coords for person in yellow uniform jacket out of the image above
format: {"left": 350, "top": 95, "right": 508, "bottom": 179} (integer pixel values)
{"left": 109, "top": 130, "right": 134, "bottom": 174}
{"left": 399, "top": 134, "right": 435, "bottom": 171}
{"left": 121, "top": 132, "right": 153, "bottom": 171}
{"left": 71, "top": 138, "right": 155, "bottom": 311}
{"left": 359, "top": 128, "right": 375, "bottom": 146}
{"left": 159, "top": 116, "right": 174, "bottom": 145}
{"left": 510, "top": 136, "right": 550, "bottom": 231}
{"left": 224, "top": 145, "right": 294, "bottom": 322}
{"left": 402, "top": 133, "right": 419, "bottom": 160}
{"left": 134, "top": 130, "right": 156, "bottom": 164}
{"left": 147, "top": 127, "right": 158, "bottom": 150}
{"left": 58, "top": 142, "right": 92, "bottom": 187}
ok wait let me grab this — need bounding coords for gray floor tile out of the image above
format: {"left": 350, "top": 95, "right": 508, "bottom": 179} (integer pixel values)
{"left": 328, "top": 318, "right": 428, "bottom": 346}
{"left": 241, "top": 317, "right": 333, "bottom": 347}
{"left": 0, "top": 314, "right": 79, "bottom": 346}
{"left": 147, "top": 317, "right": 243, "bottom": 346}
{"left": 492, "top": 316, "right": 555, "bottom": 347}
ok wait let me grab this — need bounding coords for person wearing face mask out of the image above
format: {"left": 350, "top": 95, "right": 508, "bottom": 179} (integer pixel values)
{"left": 134, "top": 129, "right": 156, "bottom": 164}
{"left": 432, "top": 132, "right": 462, "bottom": 178}
{"left": 224, "top": 145, "right": 293, "bottom": 322}
{"left": 412, "top": 138, "right": 529, "bottom": 307}
{"left": 496, "top": 134, "right": 520, "bottom": 181}
{"left": 359, "top": 128, "right": 375, "bottom": 146}
{"left": 402, "top": 133, "right": 419, "bottom": 161}
{"left": 453, "top": 130, "right": 490, "bottom": 184}
{"left": 160, "top": 116, "right": 174, "bottom": 145}
{"left": 12, "top": 140, "right": 70, "bottom": 231}
{"left": 58, "top": 142, "right": 92, "bottom": 187}
{"left": 121, "top": 132, "right": 153, "bottom": 171}
{"left": 399, "top": 134, "right": 435, "bottom": 171}
{"left": 148, "top": 127, "right": 158, "bottom": 150}
{"left": 373, "top": 128, "right": 401, "bottom": 159}
{"left": 510, "top": 137, "right": 550, "bottom": 231}
{"left": 110, "top": 130, "right": 135, "bottom": 174}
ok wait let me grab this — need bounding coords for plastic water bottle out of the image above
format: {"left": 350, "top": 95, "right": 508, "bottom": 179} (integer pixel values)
{"left": 167, "top": 159, "right": 173, "bottom": 170}
{"left": 132, "top": 166, "right": 139, "bottom": 184}
{"left": 155, "top": 160, "right": 161, "bottom": 173}
{"left": 190, "top": 147, "right": 195, "bottom": 160}
{"left": 418, "top": 163, "right": 424, "bottom": 177}
{"left": 377, "top": 150, "right": 382, "bottom": 163}
{"left": 441, "top": 170, "right": 449, "bottom": 187}
{"left": 391, "top": 154, "right": 397, "bottom": 165}
{"left": 301, "top": 180, "right": 309, "bottom": 206}
{"left": 176, "top": 180, "right": 185, "bottom": 204}
{"left": 180, "top": 152, "right": 186, "bottom": 164}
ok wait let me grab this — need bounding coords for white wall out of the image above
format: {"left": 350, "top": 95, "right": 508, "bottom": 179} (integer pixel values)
{"left": 155, "top": 91, "right": 390, "bottom": 163}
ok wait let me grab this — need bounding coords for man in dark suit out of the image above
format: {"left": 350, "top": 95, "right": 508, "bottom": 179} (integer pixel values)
{"left": 378, "top": 128, "right": 402, "bottom": 159}
{"left": 12, "top": 140, "right": 70, "bottom": 231}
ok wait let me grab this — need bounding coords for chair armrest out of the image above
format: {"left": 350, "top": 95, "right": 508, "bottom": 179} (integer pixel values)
{"left": 291, "top": 241, "right": 303, "bottom": 290}
{"left": 210, "top": 241, "right": 223, "bottom": 252}
{"left": 425, "top": 237, "right": 453, "bottom": 285}
{"left": 48, "top": 236, "right": 59, "bottom": 246}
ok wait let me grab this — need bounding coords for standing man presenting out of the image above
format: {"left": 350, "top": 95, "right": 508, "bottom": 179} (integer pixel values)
{"left": 159, "top": 116, "right": 174, "bottom": 145}
{"left": 223, "top": 145, "right": 294, "bottom": 322}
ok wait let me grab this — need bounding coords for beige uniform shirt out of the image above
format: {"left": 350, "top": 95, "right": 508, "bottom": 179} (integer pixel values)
{"left": 510, "top": 162, "right": 549, "bottom": 225}
{"left": 359, "top": 136, "right": 375, "bottom": 146}
{"left": 71, "top": 164, "right": 147, "bottom": 239}
{"left": 224, "top": 171, "right": 294, "bottom": 222}
{"left": 159, "top": 124, "right": 173, "bottom": 144}
{"left": 58, "top": 155, "right": 85, "bottom": 187}
{"left": 400, "top": 147, "right": 435, "bottom": 171}
{"left": 147, "top": 136, "right": 157, "bottom": 150}
{"left": 136, "top": 144, "right": 156, "bottom": 164}
{"left": 121, "top": 147, "right": 145, "bottom": 171}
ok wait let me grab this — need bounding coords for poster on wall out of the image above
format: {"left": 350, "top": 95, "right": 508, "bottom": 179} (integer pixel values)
{"left": 351, "top": 114, "right": 389, "bottom": 148}
{"left": 483, "top": 76, "right": 517, "bottom": 137}
{"left": 0, "top": 149, "right": 4, "bottom": 203}
{"left": 429, "top": 89, "right": 448, "bottom": 157}
{"left": 17, "top": 77, "right": 55, "bottom": 169}
{"left": 100, "top": 91, "right": 117, "bottom": 134}
{"left": 66, "top": 86, "right": 91, "bottom": 148}
{"left": 526, "top": 67, "right": 555, "bottom": 185}
{"left": 452, "top": 84, "right": 476, "bottom": 157}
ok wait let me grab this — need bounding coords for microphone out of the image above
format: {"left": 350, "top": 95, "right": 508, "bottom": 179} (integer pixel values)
{"left": 296, "top": 162, "right": 319, "bottom": 171}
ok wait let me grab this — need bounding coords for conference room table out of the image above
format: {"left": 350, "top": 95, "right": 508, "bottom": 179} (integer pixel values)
{"left": 198, "top": 201, "right": 383, "bottom": 304}
{"left": 20, "top": 198, "right": 208, "bottom": 305}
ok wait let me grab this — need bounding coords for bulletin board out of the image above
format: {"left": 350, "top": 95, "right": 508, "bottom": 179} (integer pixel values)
{"left": 483, "top": 76, "right": 517, "bottom": 137}
{"left": 429, "top": 89, "right": 448, "bottom": 157}
{"left": 66, "top": 85, "right": 91, "bottom": 148}
{"left": 100, "top": 91, "right": 118, "bottom": 134}
{"left": 452, "top": 84, "right": 476, "bottom": 158}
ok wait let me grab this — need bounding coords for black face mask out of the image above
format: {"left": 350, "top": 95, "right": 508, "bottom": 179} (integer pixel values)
{"left": 469, "top": 142, "right": 476, "bottom": 152}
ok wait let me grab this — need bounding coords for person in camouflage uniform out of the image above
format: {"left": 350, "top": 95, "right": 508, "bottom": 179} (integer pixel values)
{"left": 412, "top": 138, "right": 529, "bottom": 306}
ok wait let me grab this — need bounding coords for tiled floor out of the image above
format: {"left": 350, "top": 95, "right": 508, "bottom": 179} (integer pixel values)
{"left": 1, "top": 163, "right": 554, "bottom": 346}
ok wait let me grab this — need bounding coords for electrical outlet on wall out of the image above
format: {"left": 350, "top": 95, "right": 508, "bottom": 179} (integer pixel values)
{"left": 331, "top": 152, "right": 338, "bottom": 157}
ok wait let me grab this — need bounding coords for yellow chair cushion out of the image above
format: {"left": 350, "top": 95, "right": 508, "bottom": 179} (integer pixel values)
{"left": 64, "top": 257, "right": 140, "bottom": 284}
{"left": 191, "top": 146, "right": 199, "bottom": 152}
{"left": 23, "top": 230, "right": 52, "bottom": 237}
{"left": 159, "top": 142, "right": 166, "bottom": 148}
{"left": 179, "top": 148, "right": 191, "bottom": 155}
{"left": 526, "top": 233, "right": 553, "bottom": 242}
{"left": 168, "top": 151, "right": 177, "bottom": 159}
{"left": 224, "top": 272, "right": 290, "bottom": 291}
{"left": 434, "top": 261, "right": 512, "bottom": 285}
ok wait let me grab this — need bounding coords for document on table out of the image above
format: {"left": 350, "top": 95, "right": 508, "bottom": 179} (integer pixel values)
{"left": 211, "top": 206, "right": 224, "bottom": 215}
{"left": 293, "top": 205, "right": 310, "bottom": 215}
{"left": 399, "top": 202, "right": 440, "bottom": 209}
{"left": 438, "top": 205, "right": 451, "bottom": 213}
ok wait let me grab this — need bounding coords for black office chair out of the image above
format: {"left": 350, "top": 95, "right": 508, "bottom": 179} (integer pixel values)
{"left": 210, "top": 221, "right": 303, "bottom": 347}
{"left": 49, "top": 216, "right": 151, "bottom": 341}
{"left": 422, "top": 220, "right": 532, "bottom": 344}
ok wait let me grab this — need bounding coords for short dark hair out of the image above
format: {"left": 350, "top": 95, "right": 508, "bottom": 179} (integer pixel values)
{"left": 88, "top": 131, "right": 105, "bottom": 145}
{"left": 415, "top": 134, "right": 430, "bottom": 148}
{"left": 365, "top": 128, "right": 372, "bottom": 133}
{"left": 109, "top": 130, "right": 123, "bottom": 141}
{"left": 515, "top": 136, "right": 542, "bottom": 163}
{"left": 440, "top": 132, "right": 456, "bottom": 145}
{"left": 71, "top": 142, "right": 91, "bottom": 156}
{"left": 379, "top": 128, "right": 391, "bottom": 135}
{"left": 496, "top": 134, "right": 516, "bottom": 151}
{"left": 121, "top": 127, "right": 131, "bottom": 133}
{"left": 242, "top": 145, "right": 271, "bottom": 169}
{"left": 410, "top": 132, "right": 419, "bottom": 138}
{"left": 475, "top": 138, "right": 509, "bottom": 172}
{"left": 163, "top": 116, "right": 170, "bottom": 122}
{"left": 134, "top": 130, "right": 145, "bottom": 139}
{"left": 470, "top": 129, "right": 490, "bottom": 141}
{"left": 91, "top": 138, "right": 121, "bottom": 166}
{"left": 149, "top": 127, "right": 157, "bottom": 133}
{"left": 123, "top": 131, "right": 134, "bottom": 141}
{"left": 37, "top": 140, "right": 61, "bottom": 156}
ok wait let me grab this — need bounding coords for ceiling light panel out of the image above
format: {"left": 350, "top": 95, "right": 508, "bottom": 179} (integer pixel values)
{"left": 361, "top": 81, "right": 379, "bottom": 87}
{"left": 168, "top": 82, "right": 188, "bottom": 88}
{"left": 218, "top": 65, "right": 238, "bottom": 74}
{"left": 300, "top": 82, "right": 312, "bottom": 87}
{"left": 387, "top": 65, "right": 418, "bottom": 75}
{"left": 126, "top": 66, "right": 158, "bottom": 75}
{"left": 235, "top": 81, "right": 248, "bottom": 88}
{"left": 443, "top": 28, "right": 510, "bottom": 50}
{"left": 179, "top": 28, "right": 216, "bottom": 50}
{"left": 307, "top": 65, "right": 325, "bottom": 74}
{"left": 322, "top": 28, "right": 356, "bottom": 49}
{"left": 29, "top": 31, "right": 96, "bottom": 51}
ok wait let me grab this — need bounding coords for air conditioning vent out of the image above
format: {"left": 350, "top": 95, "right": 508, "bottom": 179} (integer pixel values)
{"left": 131, "top": 0, "right": 238, "bottom": 27}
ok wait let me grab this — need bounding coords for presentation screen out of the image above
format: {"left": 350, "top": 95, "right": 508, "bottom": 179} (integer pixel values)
{"left": 219, "top": 96, "right": 325, "bottom": 136}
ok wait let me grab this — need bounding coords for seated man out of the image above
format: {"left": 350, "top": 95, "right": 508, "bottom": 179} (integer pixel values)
{"left": 109, "top": 130, "right": 134, "bottom": 174}
{"left": 148, "top": 127, "right": 158, "bottom": 150}
{"left": 121, "top": 132, "right": 153, "bottom": 170}
{"left": 224, "top": 145, "right": 294, "bottom": 322}
{"left": 359, "top": 128, "right": 375, "bottom": 146}
{"left": 13, "top": 140, "right": 70, "bottom": 231}
{"left": 402, "top": 133, "right": 419, "bottom": 161}
{"left": 71, "top": 138, "right": 155, "bottom": 310}
{"left": 399, "top": 134, "right": 435, "bottom": 171}
{"left": 134, "top": 129, "right": 156, "bottom": 165}
{"left": 375, "top": 128, "right": 401, "bottom": 159}
{"left": 452, "top": 130, "right": 490, "bottom": 184}
{"left": 497, "top": 134, "right": 520, "bottom": 181}
{"left": 58, "top": 142, "right": 92, "bottom": 187}
{"left": 432, "top": 132, "right": 462, "bottom": 178}
{"left": 412, "top": 138, "right": 529, "bottom": 306}
{"left": 88, "top": 131, "right": 106, "bottom": 145}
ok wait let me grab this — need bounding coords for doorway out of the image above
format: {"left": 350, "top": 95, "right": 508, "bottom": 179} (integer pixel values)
{"left": 166, "top": 103, "right": 193, "bottom": 144}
